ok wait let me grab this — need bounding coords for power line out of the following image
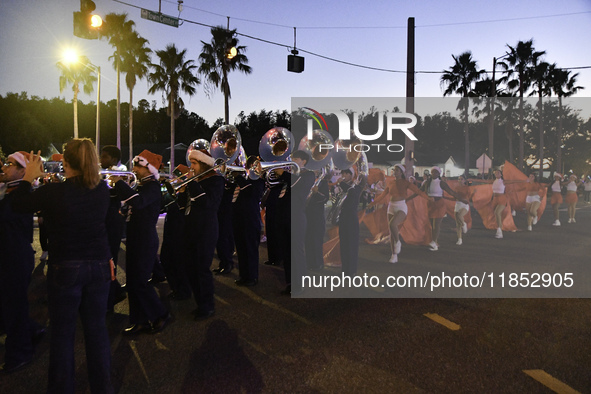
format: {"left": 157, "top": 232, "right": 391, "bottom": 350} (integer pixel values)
{"left": 112, "top": 0, "right": 591, "bottom": 75}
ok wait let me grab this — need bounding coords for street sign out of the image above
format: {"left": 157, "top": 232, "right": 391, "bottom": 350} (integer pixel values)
{"left": 141, "top": 8, "right": 179, "bottom": 28}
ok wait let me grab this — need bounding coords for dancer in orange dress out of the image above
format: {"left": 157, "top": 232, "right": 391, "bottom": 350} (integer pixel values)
{"left": 524, "top": 173, "right": 545, "bottom": 231}
{"left": 565, "top": 174, "right": 582, "bottom": 223}
{"left": 451, "top": 175, "right": 474, "bottom": 245}
{"left": 418, "top": 167, "right": 468, "bottom": 251}
{"left": 549, "top": 173, "right": 564, "bottom": 226}
{"left": 378, "top": 164, "right": 431, "bottom": 263}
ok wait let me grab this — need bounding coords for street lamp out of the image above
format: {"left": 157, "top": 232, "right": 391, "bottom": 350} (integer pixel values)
{"left": 62, "top": 50, "right": 101, "bottom": 152}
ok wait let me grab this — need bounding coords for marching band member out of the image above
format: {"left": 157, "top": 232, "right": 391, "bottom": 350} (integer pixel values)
{"left": 99, "top": 145, "right": 127, "bottom": 311}
{"left": 233, "top": 156, "right": 265, "bottom": 286}
{"left": 276, "top": 150, "right": 315, "bottom": 295}
{"left": 452, "top": 175, "right": 474, "bottom": 245}
{"left": 113, "top": 150, "right": 170, "bottom": 335}
{"left": 381, "top": 164, "right": 431, "bottom": 262}
{"left": 565, "top": 174, "right": 582, "bottom": 223}
{"left": 337, "top": 168, "right": 367, "bottom": 275}
{"left": 550, "top": 173, "right": 564, "bottom": 226}
{"left": 524, "top": 173, "right": 545, "bottom": 231}
{"left": 12, "top": 140, "right": 112, "bottom": 393}
{"left": 420, "top": 167, "right": 467, "bottom": 249}
{"left": 305, "top": 172, "right": 330, "bottom": 271}
{"left": 262, "top": 181, "right": 282, "bottom": 267}
{"left": 0, "top": 151, "right": 45, "bottom": 373}
{"left": 178, "top": 149, "right": 224, "bottom": 320}
{"left": 160, "top": 164, "right": 191, "bottom": 300}
{"left": 213, "top": 172, "right": 237, "bottom": 276}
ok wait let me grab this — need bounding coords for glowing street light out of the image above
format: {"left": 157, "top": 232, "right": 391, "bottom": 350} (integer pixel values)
{"left": 62, "top": 49, "right": 101, "bottom": 151}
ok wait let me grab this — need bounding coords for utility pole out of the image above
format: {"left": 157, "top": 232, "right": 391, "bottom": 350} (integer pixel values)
{"left": 404, "top": 17, "right": 415, "bottom": 179}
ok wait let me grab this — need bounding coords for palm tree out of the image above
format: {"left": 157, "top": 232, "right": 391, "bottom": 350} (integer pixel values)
{"left": 198, "top": 26, "right": 252, "bottom": 124}
{"left": 499, "top": 39, "right": 545, "bottom": 170}
{"left": 529, "top": 60, "right": 552, "bottom": 178}
{"left": 148, "top": 44, "right": 200, "bottom": 173}
{"left": 99, "top": 13, "right": 135, "bottom": 149}
{"left": 440, "top": 51, "right": 484, "bottom": 177}
{"left": 56, "top": 56, "right": 97, "bottom": 138}
{"left": 121, "top": 31, "right": 152, "bottom": 166}
{"left": 549, "top": 66, "right": 584, "bottom": 174}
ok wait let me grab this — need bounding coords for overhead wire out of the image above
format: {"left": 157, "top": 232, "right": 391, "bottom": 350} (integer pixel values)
{"left": 113, "top": 0, "right": 591, "bottom": 74}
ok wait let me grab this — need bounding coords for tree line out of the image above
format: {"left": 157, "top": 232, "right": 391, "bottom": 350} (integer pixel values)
{"left": 440, "top": 39, "right": 586, "bottom": 177}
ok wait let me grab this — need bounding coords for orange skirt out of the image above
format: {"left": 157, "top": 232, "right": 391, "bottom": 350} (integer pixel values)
{"left": 551, "top": 192, "right": 563, "bottom": 205}
{"left": 492, "top": 194, "right": 507, "bottom": 207}
{"left": 428, "top": 198, "right": 446, "bottom": 219}
{"left": 565, "top": 192, "right": 578, "bottom": 204}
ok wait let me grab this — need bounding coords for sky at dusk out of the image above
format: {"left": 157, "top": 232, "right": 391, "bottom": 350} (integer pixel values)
{"left": 1, "top": 0, "right": 590, "bottom": 126}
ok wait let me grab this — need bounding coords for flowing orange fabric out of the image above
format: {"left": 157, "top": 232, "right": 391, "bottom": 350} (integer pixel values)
{"left": 502, "top": 161, "right": 548, "bottom": 220}
{"left": 443, "top": 180, "right": 473, "bottom": 230}
{"left": 362, "top": 176, "right": 433, "bottom": 246}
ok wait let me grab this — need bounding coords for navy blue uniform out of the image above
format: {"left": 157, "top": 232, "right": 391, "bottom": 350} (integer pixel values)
{"left": 160, "top": 194, "right": 191, "bottom": 299}
{"left": 179, "top": 174, "right": 224, "bottom": 314}
{"left": 106, "top": 187, "right": 125, "bottom": 309}
{"left": 262, "top": 185, "right": 282, "bottom": 265}
{"left": 12, "top": 176, "right": 112, "bottom": 393}
{"left": 338, "top": 177, "right": 367, "bottom": 276}
{"left": 114, "top": 176, "right": 167, "bottom": 325}
{"left": 305, "top": 178, "right": 329, "bottom": 270}
{"left": 215, "top": 180, "right": 236, "bottom": 271}
{"left": 233, "top": 176, "right": 265, "bottom": 282}
{"left": 0, "top": 180, "right": 38, "bottom": 369}
{"left": 277, "top": 170, "right": 315, "bottom": 291}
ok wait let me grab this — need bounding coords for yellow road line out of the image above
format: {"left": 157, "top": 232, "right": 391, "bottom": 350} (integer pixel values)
{"left": 214, "top": 295, "right": 230, "bottom": 305}
{"left": 214, "top": 276, "right": 312, "bottom": 325}
{"left": 154, "top": 339, "right": 169, "bottom": 351}
{"left": 129, "top": 340, "right": 150, "bottom": 384}
{"left": 423, "top": 313, "right": 461, "bottom": 331}
{"left": 523, "top": 370, "right": 581, "bottom": 394}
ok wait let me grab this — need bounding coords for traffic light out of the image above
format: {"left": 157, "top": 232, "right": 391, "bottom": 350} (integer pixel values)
{"left": 288, "top": 49, "right": 304, "bottom": 73}
{"left": 225, "top": 35, "right": 238, "bottom": 60}
{"left": 73, "top": 0, "right": 102, "bottom": 40}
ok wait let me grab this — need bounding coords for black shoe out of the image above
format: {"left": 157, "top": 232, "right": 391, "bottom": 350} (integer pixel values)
{"left": 194, "top": 310, "right": 215, "bottom": 321}
{"left": 264, "top": 260, "right": 279, "bottom": 266}
{"left": 168, "top": 291, "right": 190, "bottom": 301}
{"left": 150, "top": 313, "right": 172, "bottom": 334}
{"left": 32, "top": 327, "right": 46, "bottom": 346}
{"left": 215, "top": 267, "right": 233, "bottom": 275}
{"left": 280, "top": 285, "right": 291, "bottom": 295}
{"left": 0, "top": 359, "right": 32, "bottom": 374}
{"left": 212, "top": 267, "right": 223, "bottom": 274}
{"left": 113, "top": 291, "right": 127, "bottom": 305}
{"left": 235, "top": 278, "right": 258, "bottom": 286}
{"left": 122, "top": 323, "right": 150, "bottom": 336}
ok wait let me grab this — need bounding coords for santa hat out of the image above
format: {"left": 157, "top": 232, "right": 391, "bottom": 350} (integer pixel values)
{"left": 394, "top": 163, "right": 405, "bottom": 173}
{"left": 188, "top": 149, "right": 215, "bottom": 167}
{"left": 431, "top": 166, "right": 442, "bottom": 175}
{"left": 133, "top": 150, "right": 162, "bottom": 179}
{"left": 51, "top": 153, "right": 63, "bottom": 161}
{"left": 8, "top": 151, "right": 31, "bottom": 168}
{"left": 174, "top": 164, "right": 190, "bottom": 175}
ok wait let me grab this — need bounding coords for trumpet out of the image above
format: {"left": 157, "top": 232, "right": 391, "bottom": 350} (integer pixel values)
{"left": 100, "top": 170, "right": 138, "bottom": 189}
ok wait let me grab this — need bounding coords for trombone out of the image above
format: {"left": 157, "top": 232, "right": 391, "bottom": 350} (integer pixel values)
{"left": 173, "top": 158, "right": 226, "bottom": 192}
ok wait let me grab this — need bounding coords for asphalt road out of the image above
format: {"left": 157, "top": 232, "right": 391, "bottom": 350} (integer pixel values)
{"left": 1, "top": 203, "right": 590, "bottom": 393}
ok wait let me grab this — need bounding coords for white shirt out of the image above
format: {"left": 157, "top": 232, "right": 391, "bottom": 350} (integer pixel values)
{"left": 492, "top": 179, "right": 505, "bottom": 194}
{"left": 428, "top": 179, "right": 443, "bottom": 197}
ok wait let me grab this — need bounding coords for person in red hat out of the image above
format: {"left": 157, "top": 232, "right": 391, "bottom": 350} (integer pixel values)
{"left": 112, "top": 149, "right": 171, "bottom": 335}
{"left": 178, "top": 149, "right": 224, "bottom": 320}
{"left": 0, "top": 151, "right": 45, "bottom": 373}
